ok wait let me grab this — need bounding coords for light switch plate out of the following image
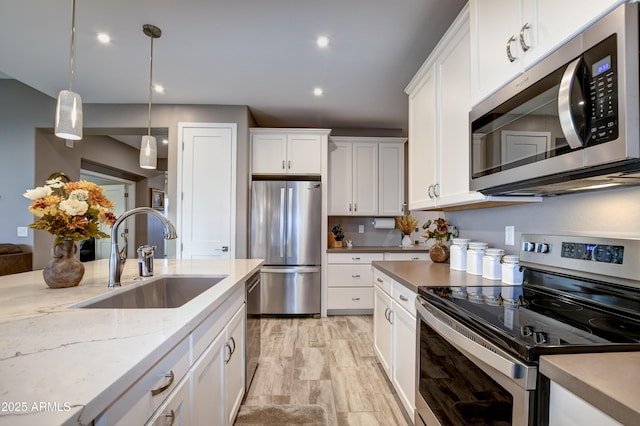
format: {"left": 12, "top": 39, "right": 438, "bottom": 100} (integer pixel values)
{"left": 17, "top": 226, "right": 28, "bottom": 237}
{"left": 505, "top": 225, "right": 515, "bottom": 246}
{"left": 358, "top": 224, "right": 364, "bottom": 233}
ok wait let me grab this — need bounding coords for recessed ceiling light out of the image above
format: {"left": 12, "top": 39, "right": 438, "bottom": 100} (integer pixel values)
{"left": 97, "top": 33, "right": 111, "bottom": 44}
{"left": 316, "top": 36, "right": 329, "bottom": 48}
{"left": 153, "top": 84, "right": 164, "bottom": 93}
{"left": 313, "top": 87, "right": 323, "bottom": 96}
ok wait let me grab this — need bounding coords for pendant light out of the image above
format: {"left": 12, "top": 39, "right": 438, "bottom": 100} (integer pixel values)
{"left": 140, "top": 24, "right": 162, "bottom": 169}
{"left": 55, "top": 0, "right": 83, "bottom": 140}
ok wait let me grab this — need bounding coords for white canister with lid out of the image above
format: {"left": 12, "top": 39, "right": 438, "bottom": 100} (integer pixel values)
{"left": 466, "top": 242, "right": 488, "bottom": 275}
{"left": 450, "top": 238, "right": 471, "bottom": 271}
{"left": 502, "top": 255, "right": 524, "bottom": 285}
{"left": 482, "top": 248, "right": 505, "bottom": 280}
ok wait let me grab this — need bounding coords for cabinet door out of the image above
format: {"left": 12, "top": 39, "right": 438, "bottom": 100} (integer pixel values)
{"left": 328, "top": 141, "right": 354, "bottom": 215}
{"left": 252, "top": 133, "right": 287, "bottom": 174}
{"left": 533, "top": 0, "right": 623, "bottom": 68}
{"left": 437, "top": 13, "right": 483, "bottom": 207}
{"left": 548, "top": 381, "right": 621, "bottom": 426}
{"left": 408, "top": 66, "right": 437, "bottom": 209}
{"left": 378, "top": 143, "right": 405, "bottom": 216}
{"left": 287, "top": 134, "right": 322, "bottom": 174}
{"left": 470, "top": 0, "right": 523, "bottom": 104}
{"left": 392, "top": 303, "right": 416, "bottom": 419}
{"left": 352, "top": 142, "right": 378, "bottom": 215}
{"left": 373, "top": 287, "right": 393, "bottom": 377}
{"left": 147, "top": 376, "right": 191, "bottom": 426}
{"left": 190, "top": 331, "right": 226, "bottom": 426}
{"left": 225, "top": 305, "right": 246, "bottom": 425}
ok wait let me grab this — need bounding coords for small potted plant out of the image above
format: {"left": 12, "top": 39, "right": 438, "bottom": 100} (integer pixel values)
{"left": 395, "top": 214, "right": 419, "bottom": 247}
{"left": 422, "top": 218, "right": 458, "bottom": 263}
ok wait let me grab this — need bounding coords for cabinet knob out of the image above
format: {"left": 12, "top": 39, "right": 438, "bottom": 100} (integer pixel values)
{"left": 519, "top": 23, "right": 531, "bottom": 52}
{"left": 506, "top": 35, "right": 517, "bottom": 62}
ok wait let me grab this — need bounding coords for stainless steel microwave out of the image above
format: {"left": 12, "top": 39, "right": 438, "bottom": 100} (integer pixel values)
{"left": 470, "top": 3, "right": 640, "bottom": 196}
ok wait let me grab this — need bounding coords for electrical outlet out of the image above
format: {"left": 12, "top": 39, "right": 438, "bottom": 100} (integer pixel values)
{"left": 17, "top": 226, "right": 28, "bottom": 237}
{"left": 505, "top": 225, "right": 515, "bottom": 246}
{"left": 358, "top": 224, "right": 364, "bottom": 233}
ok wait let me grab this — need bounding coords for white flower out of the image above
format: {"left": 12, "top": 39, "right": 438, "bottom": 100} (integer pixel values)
{"left": 58, "top": 199, "right": 89, "bottom": 216}
{"left": 23, "top": 186, "right": 52, "bottom": 200}
{"left": 69, "top": 189, "right": 89, "bottom": 202}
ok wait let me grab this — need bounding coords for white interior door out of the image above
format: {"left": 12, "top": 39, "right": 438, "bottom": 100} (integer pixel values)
{"left": 179, "top": 123, "right": 236, "bottom": 259}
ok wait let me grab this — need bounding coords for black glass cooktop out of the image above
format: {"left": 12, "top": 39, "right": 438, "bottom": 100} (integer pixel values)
{"left": 418, "top": 269, "right": 640, "bottom": 362}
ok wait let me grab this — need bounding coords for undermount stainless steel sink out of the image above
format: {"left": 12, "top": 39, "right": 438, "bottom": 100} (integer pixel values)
{"left": 74, "top": 275, "right": 228, "bottom": 309}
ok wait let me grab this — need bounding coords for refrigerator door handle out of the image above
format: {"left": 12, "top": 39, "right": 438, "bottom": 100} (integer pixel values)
{"left": 262, "top": 267, "right": 320, "bottom": 273}
{"left": 287, "top": 187, "right": 293, "bottom": 258}
{"left": 280, "top": 187, "right": 285, "bottom": 258}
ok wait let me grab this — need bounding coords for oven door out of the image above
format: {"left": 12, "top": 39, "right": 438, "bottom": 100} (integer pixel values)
{"left": 415, "top": 297, "right": 537, "bottom": 426}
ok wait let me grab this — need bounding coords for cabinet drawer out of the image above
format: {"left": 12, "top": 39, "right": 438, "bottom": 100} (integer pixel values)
{"left": 95, "top": 338, "right": 190, "bottom": 426}
{"left": 383, "top": 252, "right": 429, "bottom": 261}
{"left": 327, "top": 264, "right": 374, "bottom": 287}
{"left": 327, "top": 287, "right": 374, "bottom": 310}
{"left": 327, "top": 252, "right": 383, "bottom": 264}
{"left": 373, "top": 269, "right": 393, "bottom": 295}
{"left": 392, "top": 280, "right": 416, "bottom": 317}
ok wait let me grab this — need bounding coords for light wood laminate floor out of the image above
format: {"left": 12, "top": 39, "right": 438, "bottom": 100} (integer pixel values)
{"left": 241, "top": 315, "right": 411, "bottom": 426}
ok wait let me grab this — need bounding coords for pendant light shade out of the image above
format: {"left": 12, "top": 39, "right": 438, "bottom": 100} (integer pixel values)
{"left": 140, "top": 24, "right": 162, "bottom": 169}
{"left": 55, "top": 0, "right": 83, "bottom": 141}
{"left": 140, "top": 135, "right": 158, "bottom": 169}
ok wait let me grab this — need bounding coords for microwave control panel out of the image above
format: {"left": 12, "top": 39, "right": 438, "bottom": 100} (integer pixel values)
{"left": 585, "top": 34, "right": 618, "bottom": 146}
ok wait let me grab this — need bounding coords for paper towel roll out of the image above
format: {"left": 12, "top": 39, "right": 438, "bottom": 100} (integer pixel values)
{"left": 373, "top": 218, "right": 396, "bottom": 229}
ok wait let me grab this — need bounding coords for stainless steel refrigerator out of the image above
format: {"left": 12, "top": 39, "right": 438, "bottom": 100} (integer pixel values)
{"left": 250, "top": 180, "right": 321, "bottom": 315}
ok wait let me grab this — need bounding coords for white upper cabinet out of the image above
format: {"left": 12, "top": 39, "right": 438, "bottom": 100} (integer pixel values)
{"left": 328, "top": 137, "right": 406, "bottom": 216}
{"left": 251, "top": 128, "right": 329, "bottom": 175}
{"left": 470, "top": 0, "right": 624, "bottom": 105}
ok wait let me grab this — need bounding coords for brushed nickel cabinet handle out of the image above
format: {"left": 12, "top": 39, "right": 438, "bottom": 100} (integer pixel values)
{"left": 349, "top": 203, "right": 352, "bottom": 212}
{"left": 399, "top": 294, "right": 409, "bottom": 302}
{"left": 377, "top": 278, "right": 383, "bottom": 283}
{"left": 165, "top": 409, "right": 176, "bottom": 426}
{"left": 151, "top": 370, "right": 174, "bottom": 396}
{"left": 224, "top": 343, "right": 232, "bottom": 364}
{"left": 229, "top": 336, "right": 236, "bottom": 355}
{"left": 352, "top": 274, "right": 361, "bottom": 278}
{"left": 288, "top": 160, "right": 291, "bottom": 169}
{"left": 506, "top": 35, "right": 517, "bottom": 62}
{"left": 352, "top": 257, "right": 361, "bottom": 261}
{"left": 282, "top": 160, "right": 286, "bottom": 169}
{"left": 519, "top": 22, "right": 531, "bottom": 52}
{"left": 352, "top": 297, "right": 361, "bottom": 301}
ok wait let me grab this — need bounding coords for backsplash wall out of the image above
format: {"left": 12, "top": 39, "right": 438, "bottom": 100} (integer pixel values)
{"left": 445, "top": 185, "right": 640, "bottom": 256}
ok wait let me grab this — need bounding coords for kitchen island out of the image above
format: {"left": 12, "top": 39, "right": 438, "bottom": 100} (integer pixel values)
{"left": 372, "top": 260, "right": 640, "bottom": 425}
{"left": 0, "top": 258, "right": 262, "bottom": 426}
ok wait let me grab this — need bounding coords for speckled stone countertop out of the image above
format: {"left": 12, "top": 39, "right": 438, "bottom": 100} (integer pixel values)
{"left": 0, "top": 258, "right": 262, "bottom": 426}
{"left": 327, "top": 245, "right": 430, "bottom": 253}
{"left": 371, "top": 260, "right": 640, "bottom": 423}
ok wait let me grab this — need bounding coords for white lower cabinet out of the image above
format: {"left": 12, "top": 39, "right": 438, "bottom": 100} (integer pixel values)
{"left": 373, "top": 268, "right": 416, "bottom": 421}
{"left": 327, "top": 252, "right": 383, "bottom": 313}
{"left": 382, "top": 252, "right": 429, "bottom": 261}
{"left": 548, "top": 381, "right": 621, "bottom": 426}
{"left": 95, "top": 286, "right": 246, "bottom": 426}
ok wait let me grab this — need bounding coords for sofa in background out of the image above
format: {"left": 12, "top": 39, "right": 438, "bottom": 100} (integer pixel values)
{"left": 0, "top": 244, "right": 32, "bottom": 276}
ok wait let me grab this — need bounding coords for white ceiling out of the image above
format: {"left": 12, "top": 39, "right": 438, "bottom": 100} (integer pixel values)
{"left": 0, "top": 0, "right": 466, "bottom": 136}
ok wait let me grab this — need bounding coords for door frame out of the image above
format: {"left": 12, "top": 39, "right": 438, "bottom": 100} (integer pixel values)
{"left": 177, "top": 122, "right": 237, "bottom": 259}
{"left": 80, "top": 169, "right": 136, "bottom": 258}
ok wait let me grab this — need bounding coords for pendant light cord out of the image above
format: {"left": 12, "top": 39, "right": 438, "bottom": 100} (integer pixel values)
{"left": 148, "top": 34, "right": 153, "bottom": 137}
{"left": 68, "top": 0, "right": 76, "bottom": 91}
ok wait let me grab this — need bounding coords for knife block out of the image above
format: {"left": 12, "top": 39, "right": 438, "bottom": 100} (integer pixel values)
{"left": 328, "top": 232, "right": 343, "bottom": 248}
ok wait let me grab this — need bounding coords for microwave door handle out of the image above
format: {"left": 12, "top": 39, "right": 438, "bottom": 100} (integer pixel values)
{"left": 558, "top": 57, "right": 585, "bottom": 150}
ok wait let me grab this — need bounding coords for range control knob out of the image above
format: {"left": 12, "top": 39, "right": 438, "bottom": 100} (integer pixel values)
{"left": 534, "top": 331, "right": 548, "bottom": 345}
{"left": 522, "top": 242, "right": 535, "bottom": 252}
{"left": 520, "top": 325, "right": 534, "bottom": 337}
{"left": 535, "top": 243, "right": 550, "bottom": 253}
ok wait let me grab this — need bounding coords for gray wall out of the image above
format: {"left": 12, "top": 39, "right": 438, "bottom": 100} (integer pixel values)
{"left": 445, "top": 185, "right": 640, "bottom": 256}
{"left": 1, "top": 79, "right": 253, "bottom": 268}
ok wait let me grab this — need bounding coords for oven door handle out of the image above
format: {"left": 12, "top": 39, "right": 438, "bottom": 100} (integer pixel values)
{"left": 417, "top": 299, "right": 520, "bottom": 379}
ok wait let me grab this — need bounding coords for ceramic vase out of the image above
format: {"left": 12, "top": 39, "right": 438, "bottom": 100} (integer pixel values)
{"left": 43, "top": 239, "right": 84, "bottom": 288}
{"left": 402, "top": 234, "right": 413, "bottom": 247}
{"left": 429, "top": 241, "right": 450, "bottom": 263}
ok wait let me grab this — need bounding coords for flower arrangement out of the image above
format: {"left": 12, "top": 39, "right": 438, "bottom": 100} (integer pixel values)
{"left": 23, "top": 177, "right": 117, "bottom": 243}
{"left": 422, "top": 217, "right": 458, "bottom": 243}
{"left": 396, "top": 214, "right": 419, "bottom": 236}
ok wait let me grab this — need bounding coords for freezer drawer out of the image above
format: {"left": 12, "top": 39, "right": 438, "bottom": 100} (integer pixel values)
{"left": 260, "top": 267, "right": 320, "bottom": 315}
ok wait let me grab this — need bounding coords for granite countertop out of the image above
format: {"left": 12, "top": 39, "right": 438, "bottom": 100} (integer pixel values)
{"left": 0, "top": 258, "right": 263, "bottom": 426}
{"left": 327, "top": 245, "right": 430, "bottom": 253}
{"left": 540, "top": 352, "right": 640, "bottom": 425}
{"left": 371, "top": 260, "right": 640, "bottom": 421}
